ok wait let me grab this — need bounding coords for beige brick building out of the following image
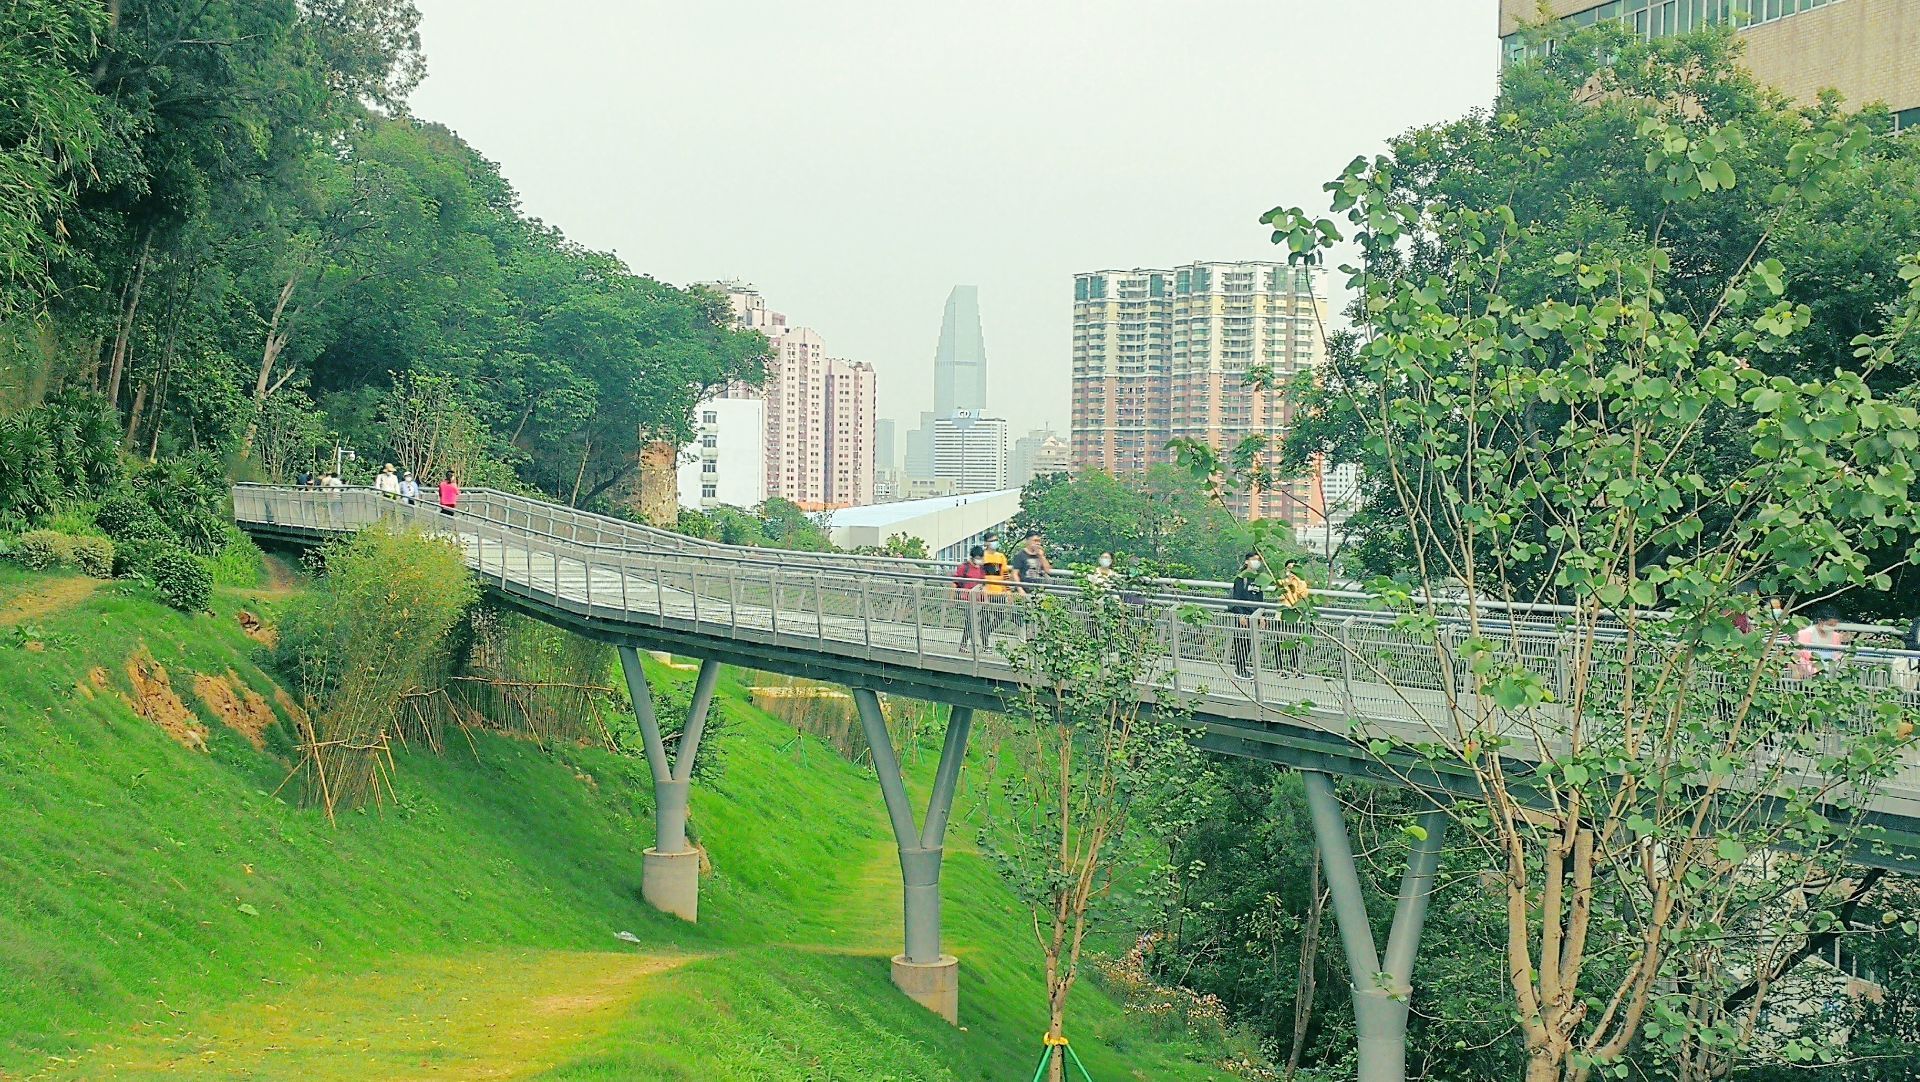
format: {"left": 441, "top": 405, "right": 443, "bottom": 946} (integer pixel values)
{"left": 1498, "top": 0, "right": 1919, "bottom": 129}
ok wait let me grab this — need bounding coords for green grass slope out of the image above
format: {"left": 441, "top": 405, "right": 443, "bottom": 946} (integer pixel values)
{"left": 0, "top": 565, "right": 1238, "bottom": 1081}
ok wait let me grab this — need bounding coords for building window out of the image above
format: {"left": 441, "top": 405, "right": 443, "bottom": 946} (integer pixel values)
{"left": 701, "top": 483, "right": 716, "bottom": 498}
{"left": 702, "top": 410, "right": 718, "bottom": 424}
{"left": 1895, "top": 107, "right": 1920, "bottom": 134}
{"left": 701, "top": 434, "right": 717, "bottom": 448}
{"left": 702, "top": 462, "right": 716, "bottom": 474}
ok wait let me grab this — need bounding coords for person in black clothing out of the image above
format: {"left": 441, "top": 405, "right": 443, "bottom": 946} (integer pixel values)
{"left": 1009, "top": 530, "right": 1052, "bottom": 591}
{"left": 1228, "top": 551, "right": 1266, "bottom": 678}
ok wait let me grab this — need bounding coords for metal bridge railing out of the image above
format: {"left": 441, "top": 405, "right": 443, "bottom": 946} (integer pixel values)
{"left": 233, "top": 483, "right": 1920, "bottom": 807}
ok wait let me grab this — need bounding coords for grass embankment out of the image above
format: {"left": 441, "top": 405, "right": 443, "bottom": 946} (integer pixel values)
{"left": 0, "top": 563, "right": 1236, "bottom": 1080}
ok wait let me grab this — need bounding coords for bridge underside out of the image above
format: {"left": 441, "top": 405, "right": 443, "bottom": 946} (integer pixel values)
{"left": 246, "top": 520, "right": 1920, "bottom": 873}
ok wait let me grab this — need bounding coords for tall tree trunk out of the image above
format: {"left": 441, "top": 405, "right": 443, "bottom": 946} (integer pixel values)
{"left": 569, "top": 434, "right": 593, "bottom": 506}
{"left": 147, "top": 369, "right": 167, "bottom": 462}
{"left": 105, "top": 233, "right": 151, "bottom": 408}
{"left": 1285, "top": 858, "right": 1325, "bottom": 1081}
{"left": 238, "top": 265, "right": 303, "bottom": 461}
{"left": 124, "top": 380, "right": 148, "bottom": 444}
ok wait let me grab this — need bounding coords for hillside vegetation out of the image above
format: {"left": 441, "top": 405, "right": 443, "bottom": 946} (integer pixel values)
{"left": 0, "top": 564, "right": 1242, "bottom": 1081}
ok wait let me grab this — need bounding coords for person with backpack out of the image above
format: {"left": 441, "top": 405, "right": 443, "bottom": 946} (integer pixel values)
{"left": 437, "top": 471, "right": 461, "bottom": 517}
{"left": 952, "top": 545, "right": 989, "bottom": 651}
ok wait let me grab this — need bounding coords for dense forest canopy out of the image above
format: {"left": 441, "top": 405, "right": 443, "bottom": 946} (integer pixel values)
{"left": 1, "top": 0, "right": 768, "bottom": 512}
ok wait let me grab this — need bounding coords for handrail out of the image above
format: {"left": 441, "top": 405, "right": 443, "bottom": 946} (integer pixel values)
{"left": 232, "top": 483, "right": 1920, "bottom": 662}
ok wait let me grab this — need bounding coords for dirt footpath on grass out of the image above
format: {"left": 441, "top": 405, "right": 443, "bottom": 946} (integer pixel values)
{"left": 0, "top": 576, "right": 99, "bottom": 628}
{"left": 36, "top": 950, "right": 693, "bottom": 1082}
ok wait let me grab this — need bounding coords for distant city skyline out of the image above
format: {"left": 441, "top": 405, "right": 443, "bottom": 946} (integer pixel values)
{"left": 406, "top": 2, "right": 1499, "bottom": 437}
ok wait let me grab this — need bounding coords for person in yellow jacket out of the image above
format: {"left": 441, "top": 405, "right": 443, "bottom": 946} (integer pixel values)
{"left": 979, "top": 532, "right": 1014, "bottom": 646}
{"left": 1273, "top": 561, "right": 1311, "bottom": 673}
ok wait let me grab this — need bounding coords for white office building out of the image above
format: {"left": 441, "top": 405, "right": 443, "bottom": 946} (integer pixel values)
{"left": 677, "top": 395, "right": 766, "bottom": 511}
{"left": 932, "top": 411, "right": 1008, "bottom": 495}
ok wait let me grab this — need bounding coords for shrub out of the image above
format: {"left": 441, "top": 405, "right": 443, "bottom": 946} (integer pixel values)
{"left": 37, "top": 502, "right": 102, "bottom": 536}
{"left": 206, "top": 526, "right": 265, "bottom": 589}
{"left": 94, "top": 490, "right": 171, "bottom": 544}
{"left": 112, "top": 537, "right": 167, "bottom": 578}
{"left": 0, "top": 414, "right": 57, "bottom": 530}
{"left": 65, "top": 534, "right": 114, "bottom": 578}
{"left": 141, "top": 546, "right": 212, "bottom": 612}
{"left": 11, "top": 530, "right": 70, "bottom": 570}
{"left": 139, "top": 452, "right": 227, "bottom": 554}
{"left": 0, "top": 390, "right": 120, "bottom": 530}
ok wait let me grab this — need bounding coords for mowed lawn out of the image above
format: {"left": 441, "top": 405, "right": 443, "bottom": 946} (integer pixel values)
{"left": 0, "top": 565, "right": 1238, "bottom": 1081}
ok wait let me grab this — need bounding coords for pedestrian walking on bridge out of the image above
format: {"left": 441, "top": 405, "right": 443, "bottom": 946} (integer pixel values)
{"left": 1229, "top": 552, "right": 1266, "bottom": 678}
{"left": 952, "top": 545, "right": 989, "bottom": 651}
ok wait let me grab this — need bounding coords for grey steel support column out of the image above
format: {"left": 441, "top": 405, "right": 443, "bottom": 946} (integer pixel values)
{"left": 1301, "top": 771, "right": 1447, "bottom": 1082}
{"left": 618, "top": 646, "right": 719, "bottom": 922}
{"left": 852, "top": 686, "right": 972, "bottom": 1024}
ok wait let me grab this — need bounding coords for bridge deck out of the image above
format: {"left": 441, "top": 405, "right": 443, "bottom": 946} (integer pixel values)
{"left": 234, "top": 484, "right": 1920, "bottom": 867}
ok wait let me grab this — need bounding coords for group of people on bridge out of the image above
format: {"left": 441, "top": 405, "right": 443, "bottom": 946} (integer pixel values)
{"left": 949, "top": 530, "right": 1054, "bottom": 650}
{"left": 295, "top": 464, "right": 463, "bottom": 517}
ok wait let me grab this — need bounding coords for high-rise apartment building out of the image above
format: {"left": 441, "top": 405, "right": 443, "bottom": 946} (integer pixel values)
{"left": 676, "top": 396, "right": 766, "bottom": 511}
{"left": 1498, "top": 0, "right": 1919, "bottom": 129}
{"left": 823, "top": 355, "right": 877, "bottom": 509}
{"left": 1071, "top": 269, "right": 1172, "bottom": 476}
{"left": 1071, "top": 261, "right": 1329, "bottom": 527}
{"left": 933, "top": 286, "right": 988, "bottom": 418}
{"left": 933, "top": 411, "right": 1009, "bottom": 494}
{"left": 1171, "top": 261, "right": 1328, "bottom": 525}
{"left": 706, "top": 282, "right": 877, "bottom": 511}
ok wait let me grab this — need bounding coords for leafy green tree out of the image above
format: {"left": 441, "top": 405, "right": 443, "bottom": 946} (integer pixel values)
{"left": 0, "top": 0, "right": 109, "bottom": 321}
{"left": 985, "top": 576, "right": 1206, "bottom": 1082}
{"left": 1280, "top": 23, "right": 1920, "bottom": 618}
{"left": 1015, "top": 466, "right": 1274, "bottom": 580}
{"left": 1251, "top": 32, "right": 1920, "bottom": 1079}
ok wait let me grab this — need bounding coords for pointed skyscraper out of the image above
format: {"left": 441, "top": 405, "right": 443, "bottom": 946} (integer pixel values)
{"left": 933, "top": 286, "right": 987, "bottom": 419}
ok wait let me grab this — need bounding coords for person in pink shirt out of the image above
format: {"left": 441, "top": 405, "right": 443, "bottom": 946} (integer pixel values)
{"left": 437, "top": 472, "right": 460, "bottom": 517}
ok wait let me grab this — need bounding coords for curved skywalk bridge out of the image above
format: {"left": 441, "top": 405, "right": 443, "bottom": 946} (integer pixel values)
{"left": 234, "top": 482, "right": 1920, "bottom": 1031}
{"left": 236, "top": 483, "right": 1920, "bottom": 844}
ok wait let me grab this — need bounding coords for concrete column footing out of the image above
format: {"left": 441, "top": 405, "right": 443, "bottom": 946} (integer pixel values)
{"left": 642, "top": 847, "right": 700, "bottom": 922}
{"left": 891, "top": 954, "right": 959, "bottom": 1025}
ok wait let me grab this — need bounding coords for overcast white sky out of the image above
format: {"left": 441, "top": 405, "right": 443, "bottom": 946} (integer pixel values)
{"left": 408, "top": 1, "right": 1500, "bottom": 440}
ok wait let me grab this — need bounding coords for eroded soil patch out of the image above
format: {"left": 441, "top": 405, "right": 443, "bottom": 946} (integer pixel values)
{"left": 191, "top": 671, "right": 277, "bottom": 749}
{"left": 121, "top": 647, "right": 209, "bottom": 752}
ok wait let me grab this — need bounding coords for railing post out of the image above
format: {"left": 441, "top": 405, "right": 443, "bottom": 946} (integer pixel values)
{"left": 1340, "top": 616, "right": 1356, "bottom": 718}
{"left": 912, "top": 579, "right": 925, "bottom": 660}
{"left": 654, "top": 564, "right": 665, "bottom": 620}
{"left": 691, "top": 569, "right": 701, "bottom": 624}
{"left": 861, "top": 577, "right": 873, "bottom": 649}
{"left": 1169, "top": 607, "right": 1182, "bottom": 694}
{"left": 814, "top": 572, "right": 826, "bottom": 642}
